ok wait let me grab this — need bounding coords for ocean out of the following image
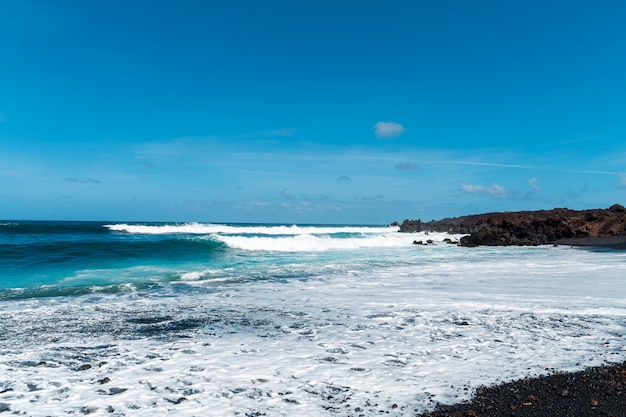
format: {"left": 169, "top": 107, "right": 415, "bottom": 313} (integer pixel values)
{"left": 1, "top": 220, "right": 625, "bottom": 416}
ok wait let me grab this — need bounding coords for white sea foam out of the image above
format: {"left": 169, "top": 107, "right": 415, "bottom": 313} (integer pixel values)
{"left": 211, "top": 231, "right": 461, "bottom": 252}
{"left": 1, "top": 245, "right": 625, "bottom": 416}
{"left": 105, "top": 222, "right": 458, "bottom": 252}
{"left": 105, "top": 222, "right": 399, "bottom": 236}
{"left": 178, "top": 269, "right": 230, "bottom": 281}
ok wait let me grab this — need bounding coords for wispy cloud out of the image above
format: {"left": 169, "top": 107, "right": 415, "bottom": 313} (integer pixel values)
{"left": 428, "top": 158, "right": 619, "bottom": 176}
{"left": 374, "top": 121, "right": 405, "bottom": 139}
{"left": 433, "top": 160, "right": 536, "bottom": 170}
{"left": 618, "top": 172, "right": 626, "bottom": 188}
{"left": 230, "top": 197, "right": 345, "bottom": 219}
{"left": 64, "top": 177, "right": 102, "bottom": 184}
{"left": 236, "top": 128, "right": 296, "bottom": 139}
{"left": 528, "top": 177, "right": 541, "bottom": 193}
{"left": 394, "top": 162, "right": 419, "bottom": 171}
{"left": 462, "top": 178, "right": 543, "bottom": 200}
{"left": 461, "top": 183, "right": 508, "bottom": 198}
{"left": 354, "top": 194, "right": 385, "bottom": 200}
{"left": 337, "top": 175, "right": 351, "bottom": 181}
{"left": 134, "top": 128, "right": 297, "bottom": 167}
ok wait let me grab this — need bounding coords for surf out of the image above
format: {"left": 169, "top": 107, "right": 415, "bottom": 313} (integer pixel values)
{"left": 104, "top": 222, "right": 398, "bottom": 236}
{"left": 104, "top": 222, "right": 463, "bottom": 252}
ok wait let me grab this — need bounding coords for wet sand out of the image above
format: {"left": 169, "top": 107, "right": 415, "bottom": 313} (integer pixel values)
{"left": 418, "top": 361, "right": 626, "bottom": 417}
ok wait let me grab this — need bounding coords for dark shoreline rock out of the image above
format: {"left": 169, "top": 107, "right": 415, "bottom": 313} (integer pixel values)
{"left": 399, "top": 204, "right": 626, "bottom": 247}
{"left": 417, "top": 360, "right": 626, "bottom": 417}
{"left": 556, "top": 235, "right": 626, "bottom": 250}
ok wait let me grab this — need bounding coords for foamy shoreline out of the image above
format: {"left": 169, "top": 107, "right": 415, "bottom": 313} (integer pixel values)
{"left": 2, "top": 223, "right": 626, "bottom": 416}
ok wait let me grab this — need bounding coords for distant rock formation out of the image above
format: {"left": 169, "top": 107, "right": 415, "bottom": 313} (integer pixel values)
{"left": 399, "top": 204, "right": 626, "bottom": 247}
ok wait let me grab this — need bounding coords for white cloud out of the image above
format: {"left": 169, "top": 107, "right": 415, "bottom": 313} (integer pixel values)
{"left": 374, "top": 121, "right": 405, "bottom": 139}
{"left": 618, "top": 172, "right": 626, "bottom": 188}
{"left": 461, "top": 183, "right": 508, "bottom": 198}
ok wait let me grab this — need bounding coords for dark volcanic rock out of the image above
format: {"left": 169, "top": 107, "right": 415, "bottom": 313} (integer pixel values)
{"left": 399, "top": 204, "right": 626, "bottom": 247}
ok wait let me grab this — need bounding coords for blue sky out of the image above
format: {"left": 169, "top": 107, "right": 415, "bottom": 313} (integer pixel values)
{"left": 1, "top": 0, "right": 625, "bottom": 224}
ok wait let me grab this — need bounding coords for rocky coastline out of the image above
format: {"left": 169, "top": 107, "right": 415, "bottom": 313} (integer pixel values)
{"left": 398, "top": 204, "right": 626, "bottom": 248}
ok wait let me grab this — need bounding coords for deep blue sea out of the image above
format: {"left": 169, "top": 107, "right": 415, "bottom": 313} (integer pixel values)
{"left": 1, "top": 220, "right": 231, "bottom": 298}
{"left": 1, "top": 220, "right": 626, "bottom": 416}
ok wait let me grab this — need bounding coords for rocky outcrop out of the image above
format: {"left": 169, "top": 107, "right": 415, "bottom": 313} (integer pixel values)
{"left": 399, "top": 204, "right": 626, "bottom": 247}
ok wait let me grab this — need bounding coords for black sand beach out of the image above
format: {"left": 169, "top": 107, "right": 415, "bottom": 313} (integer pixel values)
{"left": 418, "top": 361, "right": 626, "bottom": 417}
{"left": 556, "top": 236, "right": 626, "bottom": 251}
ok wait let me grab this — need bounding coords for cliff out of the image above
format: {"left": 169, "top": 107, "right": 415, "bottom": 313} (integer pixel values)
{"left": 399, "top": 204, "right": 626, "bottom": 247}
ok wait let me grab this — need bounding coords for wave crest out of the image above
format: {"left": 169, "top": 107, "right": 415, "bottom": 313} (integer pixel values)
{"left": 213, "top": 232, "right": 461, "bottom": 252}
{"left": 104, "top": 223, "right": 399, "bottom": 236}
{"left": 104, "top": 223, "right": 463, "bottom": 252}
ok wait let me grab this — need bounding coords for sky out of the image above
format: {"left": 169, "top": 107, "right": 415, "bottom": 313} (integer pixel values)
{"left": 1, "top": 0, "right": 625, "bottom": 224}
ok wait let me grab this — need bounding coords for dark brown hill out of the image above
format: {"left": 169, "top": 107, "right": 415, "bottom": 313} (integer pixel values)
{"left": 399, "top": 204, "right": 626, "bottom": 247}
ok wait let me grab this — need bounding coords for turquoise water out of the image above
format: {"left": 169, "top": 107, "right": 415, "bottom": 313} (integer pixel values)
{"left": 0, "top": 221, "right": 222, "bottom": 296}
{"left": 0, "top": 220, "right": 400, "bottom": 299}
